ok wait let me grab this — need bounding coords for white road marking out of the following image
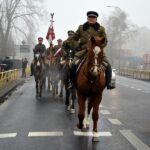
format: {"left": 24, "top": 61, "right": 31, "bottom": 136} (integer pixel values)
{"left": 124, "top": 85, "right": 129, "bottom": 87}
{"left": 137, "top": 88, "right": 142, "bottom": 91}
{"left": 120, "top": 130, "right": 150, "bottom": 150}
{"left": 28, "top": 132, "right": 63, "bottom": 137}
{"left": 74, "top": 131, "right": 112, "bottom": 137}
{"left": 108, "top": 119, "right": 122, "bottom": 125}
{"left": 143, "top": 91, "right": 150, "bottom": 93}
{"left": 130, "top": 86, "right": 135, "bottom": 89}
{"left": 0, "top": 133, "right": 17, "bottom": 138}
{"left": 100, "top": 110, "right": 111, "bottom": 115}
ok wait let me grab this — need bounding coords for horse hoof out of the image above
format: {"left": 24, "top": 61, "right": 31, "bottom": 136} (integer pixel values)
{"left": 77, "top": 124, "right": 83, "bottom": 130}
{"left": 70, "top": 108, "right": 75, "bottom": 114}
{"left": 85, "top": 124, "right": 90, "bottom": 129}
{"left": 67, "top": 106, "right": 71, "bottom": 111}
{"left": 92, "top": 137, "right": 99, "bottom": 142}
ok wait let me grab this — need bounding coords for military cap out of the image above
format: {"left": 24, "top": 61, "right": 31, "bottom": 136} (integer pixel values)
{"left": 87, "top": 11, "right": 99, "bottom": 18}
{"left": 67, "top": 30, "right": 74, "bottom": 35}
{"left": 38, "top": 37, "right": 43, "bottom": 41}
{"left": 57, "top": 39, "right": 62, "bottom": 42}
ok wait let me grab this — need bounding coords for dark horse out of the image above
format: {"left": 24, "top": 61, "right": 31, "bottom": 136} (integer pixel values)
{"left": 60, "top": 49, "right": 76, "bottom": 113}
{"left": 75, "top": 36, "right": 106, "bottom": 142}
{"left": 50, "top": 57, "right": 60, "bottom": 96}
{"left": 33, "top": 53, "right": 46, "bottom": 98}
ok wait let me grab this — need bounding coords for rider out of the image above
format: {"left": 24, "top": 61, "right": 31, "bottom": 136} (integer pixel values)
{"left": 46, "top": 42, "right": 53, "bottom": 61}
{"left": 61, "top": 30, "right": 79, "bottom": 61}
{"left": 30, "top": 37, "right": 46, "bottom": 76}
{"left": 52, "top": 39, "right": 63, "bottom": 64}
{"left": 68, "top": 11, "right": 112, "bottom": 89}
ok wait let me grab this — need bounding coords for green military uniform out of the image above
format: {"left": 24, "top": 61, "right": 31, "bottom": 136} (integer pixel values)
{"left": 52, "top": 45, "right": 63, "bottom": 63}
{"left": 62, "top": 38, "right": 79, "bottom": 60}
{"left": 73, "top": 22, "right": 110, "bottom": 67}
{"left": 33, "top": 43, "right": 46, "bottom": 56}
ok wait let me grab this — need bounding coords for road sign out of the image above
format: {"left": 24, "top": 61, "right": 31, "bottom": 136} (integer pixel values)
{"left": 20, "top": 45, "right": 30, "bottom": 53}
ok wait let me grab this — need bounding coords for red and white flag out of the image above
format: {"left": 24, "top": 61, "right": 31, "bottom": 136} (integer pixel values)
{"left": 46, "top": 24, "right": 55, "bottom": 43}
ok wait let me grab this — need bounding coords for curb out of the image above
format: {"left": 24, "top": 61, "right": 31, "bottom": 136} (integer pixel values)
{"left": 0, "top": 79, "right": 25, "bottom": 103}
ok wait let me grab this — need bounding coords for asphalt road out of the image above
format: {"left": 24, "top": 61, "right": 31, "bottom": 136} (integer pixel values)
{"left": 0, "top": 76, "right": 150, "bottom": 150}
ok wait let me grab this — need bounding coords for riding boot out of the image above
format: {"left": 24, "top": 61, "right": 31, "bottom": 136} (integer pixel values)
{"left": 68, "top": 63, "right": 77, "bottom": 89}
{"left": 105, "top": 65, "right": 113, "bottom": 90}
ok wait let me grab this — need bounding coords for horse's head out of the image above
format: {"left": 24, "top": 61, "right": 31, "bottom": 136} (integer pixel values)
{"left": 88, "top": 36, "right": 105, "bottom": 77}
{"left": 34, "top": 53, "right": 42, "bottom": 68}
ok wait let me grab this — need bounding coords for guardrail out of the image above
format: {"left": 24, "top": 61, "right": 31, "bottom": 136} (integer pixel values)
{"left": 119, "top": 69, "right": 150, "bottom": 81}
{"left": 0, "top": 67, "right": 30, "bottom": 89}
{"left": 0, "top": 69, "right": 19, "bottom": 88}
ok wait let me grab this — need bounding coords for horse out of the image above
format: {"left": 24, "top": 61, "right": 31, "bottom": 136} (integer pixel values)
{"left": 50, "top": 57, "right": 60, "bottom": 96}
{"left": 60, "top": 49, "right": 76, "bottom": 113}
{"left": 75, "top": 36, "right": 106, "bottom": 142}
{"left": 33, "top": 53, "right": 46, "bottom": 98}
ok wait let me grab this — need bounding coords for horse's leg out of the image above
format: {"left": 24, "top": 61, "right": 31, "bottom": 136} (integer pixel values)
{"left": 56, "top": 81, "right": 58, "bottom": 95}
{"left": 39, "top": 79, "right": 44, "bottom": 98}
{"left": 65, "top": 83, "right": 70, "bottom": 110}
{"left": 92, "top": 94, "right": 102, "bottom": 142}
{"left": 36, "top": 78, "right": 38, "bottom": 97}
{"left": 48, "top": 76, "right": 50, "bottom": 90}
{"left": 70, "top": 88, "right": 76, "bottom": 114}
{"left": 59, "top": 80, "right": 63, "bottom": 97}
{"left": 84, "top": 98, "right": 93, "bottom": 128}
{"left": 77, "top": 92, "right": 86, "bottom": 129}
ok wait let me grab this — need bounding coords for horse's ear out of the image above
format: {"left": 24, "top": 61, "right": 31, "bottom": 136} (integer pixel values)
{"left": 91, "top": 37, "right": 95, "bottom": 44}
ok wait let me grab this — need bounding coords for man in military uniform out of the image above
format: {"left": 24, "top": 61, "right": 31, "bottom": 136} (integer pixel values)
{"left": 69, "top": 11, "right": 112, "bottom": 89}
{"left": 61, "top": 30, "right": 79, "bottom": 60}
{"left": 30, "top": 37, "right": 46, "bottom": 76}
{"left": 46, "top": 42, "right": 53, "bottom": 60}
{"left": 52, "top": 39, "right": 63, "bottom": 63}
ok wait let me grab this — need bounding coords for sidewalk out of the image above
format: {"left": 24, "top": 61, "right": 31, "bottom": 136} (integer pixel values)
{"left": 0, "top": 79, "right": 25, "bottom": 103}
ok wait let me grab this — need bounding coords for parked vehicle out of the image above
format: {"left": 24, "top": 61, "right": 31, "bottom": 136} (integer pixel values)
{"left": 110, "top": 69, "right": 116, "bottom": 88}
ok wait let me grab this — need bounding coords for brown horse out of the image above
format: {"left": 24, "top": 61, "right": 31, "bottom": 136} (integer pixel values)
{"left": 75, "top": 36, "right": 106, "bottom": 142}
{"left": 33, "top": 53, "right": 46, "bottom": 98}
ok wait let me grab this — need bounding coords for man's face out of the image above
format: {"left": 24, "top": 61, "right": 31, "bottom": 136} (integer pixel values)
{"left": 38, "top": 40, "right": 43, "bottom": 44}
{"left": 68, "top": 34, "right": 74, "bottom": 39}
{"left": 87, "top": 16, "right": 97, "bottom": 24}
{"left": 58, "top": 41, "right": 62, "bottom": 46}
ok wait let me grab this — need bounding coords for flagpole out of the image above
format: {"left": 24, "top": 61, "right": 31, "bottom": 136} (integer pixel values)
{"left": 50, "top": 13, "right": 54, "bottom": 28}
{"left": 46, "top": 13, "right": 55, "bottom": 44}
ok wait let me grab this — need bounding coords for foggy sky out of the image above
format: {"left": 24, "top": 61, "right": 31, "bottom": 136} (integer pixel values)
{"left": 38, "top": 0, "right": 150, "bottom": 46}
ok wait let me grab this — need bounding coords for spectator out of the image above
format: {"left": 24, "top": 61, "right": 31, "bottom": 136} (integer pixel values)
{"left": 22, "top": 58, "right": 28, "bottom": 77}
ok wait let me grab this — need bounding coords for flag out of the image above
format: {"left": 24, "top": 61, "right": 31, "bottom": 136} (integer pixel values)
{"left": 46, "top": 25, "right": 55, "bottom": 43}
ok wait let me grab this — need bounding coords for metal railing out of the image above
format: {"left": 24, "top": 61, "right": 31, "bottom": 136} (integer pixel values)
{"left": 0, "top": 69, "right": 19, "bottom": 88}
{"left": 119, "top": 69, "right": 150, "bottom": 81}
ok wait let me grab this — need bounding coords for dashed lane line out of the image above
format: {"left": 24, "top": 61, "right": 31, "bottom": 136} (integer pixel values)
{"left": 108, "top": 119, "right": 122, "bottom": 125}
{"left": 0, "top": 133, "right": 17, "bottom": 138}
{"left": 28, "top": 132, "right": 63, "bottom": 137}
{"left": 137, "top": 88, "right": 142, "bottom": 91}
{"left": 120, "top": 130, "right": 150, "bottom": 150}
{"left": 143, "top": 91, "right": 150, "bottom": 94}
{"left": 74, "top": 131, "right": 112, "bottom": 137}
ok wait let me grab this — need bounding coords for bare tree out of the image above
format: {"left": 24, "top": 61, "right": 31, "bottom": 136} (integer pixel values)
{"left": 104, "top": 8, "right": 137, "bottom": 68}
{"left": 0, "top": 0, "right": 44, "bottom": 57}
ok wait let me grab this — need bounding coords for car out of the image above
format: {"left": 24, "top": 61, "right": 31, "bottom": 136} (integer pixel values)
{"left": 110, "top": 69, "right": 116, "bottom": 88}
